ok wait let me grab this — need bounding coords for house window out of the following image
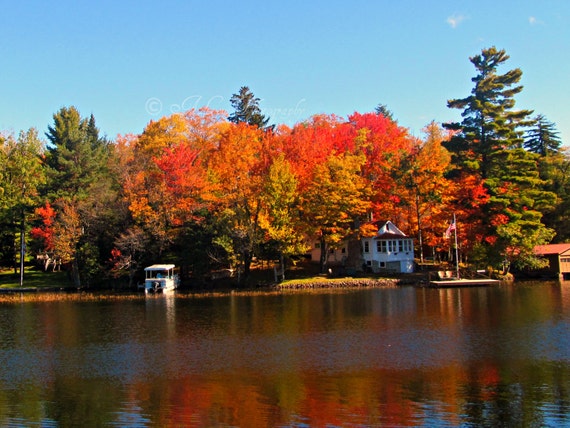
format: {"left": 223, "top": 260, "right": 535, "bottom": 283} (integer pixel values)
{"left": 380, "top": 261, "right": 386, "bottom": 268}
{"left": 364, "top": 241, "right": 370, "bottom": 253}
{"left": 398, "top": 241, "right": 403, "bottom": 252}
{"left": 376, "top": 241, "right": 381, "bottom": 252}
{"left": 380, "top": 241, "right": 387, "bottom": 253}
{"left": 341, "top": 247, "right": 346, "bottom": 254}
{"left": 315, "top": 242, "right": 320, "bottom": 249}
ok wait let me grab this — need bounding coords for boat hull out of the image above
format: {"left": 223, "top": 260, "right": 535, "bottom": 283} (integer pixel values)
{"left": 144, "top": 279, "right": 177, "bottom": 293}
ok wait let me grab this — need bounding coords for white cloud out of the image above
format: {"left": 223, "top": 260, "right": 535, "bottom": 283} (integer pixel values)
{"left": 447, "top": 13, "right": 467, "bottom": 29}
{"left": 529, "top": 16, "right": 544, "bottom": 25}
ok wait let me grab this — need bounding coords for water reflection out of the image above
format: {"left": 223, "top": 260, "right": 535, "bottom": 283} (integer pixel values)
{"left": 0, "top": 282, "right": 568, "bottom": 426}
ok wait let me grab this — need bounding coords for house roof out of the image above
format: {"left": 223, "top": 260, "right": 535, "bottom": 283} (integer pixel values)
{"left": 372, "top": 220, "right": 408, "bottom": 239}
{"left": 534, "top": 243, "right": 570, "bottom": 256}
{"left": 375, "top": 232, "right": 409, "bottom": 240}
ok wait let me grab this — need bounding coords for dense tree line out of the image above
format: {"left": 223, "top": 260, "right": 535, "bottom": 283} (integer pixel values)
{"left": 0, "top": 48, "right": 568, "bottom": 287}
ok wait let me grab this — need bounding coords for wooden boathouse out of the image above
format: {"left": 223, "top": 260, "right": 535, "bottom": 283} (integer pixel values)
{"left": 534, "top": 243, "right": 570, "bottom": 280}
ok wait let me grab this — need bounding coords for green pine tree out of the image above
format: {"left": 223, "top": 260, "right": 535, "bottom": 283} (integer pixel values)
{"left": 445, "top": 47, "right": 555, "bottom": 271}
{"left": 374, "top": 103, "right": 394, "bottom": 120}
{"left": 228, "top": 86, "right": 270, "bottom": 129}
{"left": 522, "top": 115, "right": 567, "bottom": 241}
{"left": 444, "top": 46, "right": 533, "bottom": 178}
{"left": 524, "top": 114, "right": 562, "bottom": 156}
{"left": 43, "top": 107, "right": 118, "bottom": 287}
{"left": 536, "top": 150, "right": 570, "bottom": 242}
{"left": 45, "top": 107, "right": 109, "bottom": 200}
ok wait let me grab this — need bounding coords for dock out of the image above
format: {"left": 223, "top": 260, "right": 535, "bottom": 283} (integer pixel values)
{"left": 427, "top": 270, "right": 501, "bottom": 287}
{"left": 429, "top": 278, "right": 500, "bottom": 288}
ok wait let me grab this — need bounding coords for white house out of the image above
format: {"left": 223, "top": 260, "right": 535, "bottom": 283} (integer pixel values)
{"left": 310, "top": 220, "right": 415, "bottom": 274}
{"left": 361, "top": 221, "right": 414, "bottom": 273}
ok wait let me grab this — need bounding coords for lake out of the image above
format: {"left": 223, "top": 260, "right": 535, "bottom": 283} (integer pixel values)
{"left": 0, "top": 282, "right": 568, "bottom": 427}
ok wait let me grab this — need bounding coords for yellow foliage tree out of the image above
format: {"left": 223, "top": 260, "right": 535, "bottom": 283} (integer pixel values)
{"left": 300, "top": 152, "right": 371, "bottom": 272}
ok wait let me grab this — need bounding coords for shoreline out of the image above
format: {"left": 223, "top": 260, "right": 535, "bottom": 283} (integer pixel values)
{"left": 272, "top": 277, "right": 401, "bottom": 290}
{"left": 0, "top": 276, "right": 409, "bottom": 303}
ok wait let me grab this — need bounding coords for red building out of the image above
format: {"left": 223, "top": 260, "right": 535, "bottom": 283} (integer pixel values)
{"left": 534, "top": 243, "right": 570, "bottom": 280}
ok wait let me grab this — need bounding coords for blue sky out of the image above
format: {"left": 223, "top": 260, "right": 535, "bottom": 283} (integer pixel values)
{"left": 1, "top": 1, "right": 569, "bottom": 144}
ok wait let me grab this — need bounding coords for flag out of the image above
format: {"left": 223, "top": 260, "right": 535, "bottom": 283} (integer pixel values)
{"left": 445, "top": 220, "right": 456, "bottom": 239}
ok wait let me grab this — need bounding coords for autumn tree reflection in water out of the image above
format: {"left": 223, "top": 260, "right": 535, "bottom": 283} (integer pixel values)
{"left": 0, "top": 283, "right": 568, "bottom": 426}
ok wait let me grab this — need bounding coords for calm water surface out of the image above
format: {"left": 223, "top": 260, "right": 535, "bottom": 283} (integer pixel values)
{"left": 0, "top": 282, "right": 568, "bottom": 427}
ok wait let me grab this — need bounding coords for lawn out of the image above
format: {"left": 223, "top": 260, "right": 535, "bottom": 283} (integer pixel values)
{"left": 0, "top": 268, "right": 72, "bottom": 290}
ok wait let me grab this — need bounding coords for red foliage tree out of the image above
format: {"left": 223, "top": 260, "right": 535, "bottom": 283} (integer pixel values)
{"left": 30, "top": 201, "right": 56, "bottom": 252}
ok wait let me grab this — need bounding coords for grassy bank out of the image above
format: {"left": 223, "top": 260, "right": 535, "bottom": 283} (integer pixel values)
{"left": 0, "top": 268, "right": 72, "bottom": 290}
{"left": 275, "top": 276, "right": 400, "bottom": 289}
{"left": 0, "top": 264, "right": 424, "bottom": 304}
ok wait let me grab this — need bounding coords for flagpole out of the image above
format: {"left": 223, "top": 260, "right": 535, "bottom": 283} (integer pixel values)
{"left": 453, "top": 213, "right": 460, "bottom": 279}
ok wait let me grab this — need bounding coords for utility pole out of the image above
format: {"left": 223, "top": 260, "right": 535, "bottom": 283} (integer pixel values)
{"left": 20, "top": 214, "right": 25, "bottom": 287}
{"left": 453, "top": 213, "right": 459, "bottom": 279}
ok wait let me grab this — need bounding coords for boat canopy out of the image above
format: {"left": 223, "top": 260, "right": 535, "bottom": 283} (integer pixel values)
{"left": 144, "top": 264, "right": 176, "bottom": 279}
{"left": 144, "top": 264, "right": 176, "bottom": 271}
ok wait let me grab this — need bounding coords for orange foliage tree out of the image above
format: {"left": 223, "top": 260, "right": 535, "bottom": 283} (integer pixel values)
{"left": 300, "top": 151, "right": 371, "bottom": 272}
{"left": 346, "top": 112, "right": 416, "bottom": 225}
{"left": 258, "top": 153, "right": 308, "bottom": 278}
{"left": 449, "top": 173, "right": 490, "bottom": 261}
{"left": 280, "top": 115, "right": 345, "bottom": 190}
{"left": 112, "top": 105, "right": 495, "bottom": 280}
{"left": 205, "top": 121, "right": 269, "bottom": 283}
{"left": 121, "top": 109, "right": 224, "bottom": 258}
{"left": 393, "top": 122, "right": 456, "bottom": 262}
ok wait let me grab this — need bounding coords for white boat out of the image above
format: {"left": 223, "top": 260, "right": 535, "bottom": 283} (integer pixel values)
{"left": 144, "top": 264, "right": 180, "bottom": 293}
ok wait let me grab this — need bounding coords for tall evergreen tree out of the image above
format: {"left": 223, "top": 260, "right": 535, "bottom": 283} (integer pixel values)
{"left": 523, "top": 115, "right": 566, "bottom": 241}
{"left": 42, "top": 107, "right": 117, "bottom": 287}
{"left": 535, "top": 147, "right": 570, "bottom": 242}
{"left": 374, "top": 103, "right": 394, "bottom": 120}
{"left": 486, "top": 148, "right": 556, "bottom": 270}
{"left": 444, "top": 46, "right": 533, "bottom": 179}
{"left": 45, "top": 107, "right": 109, "bottom": 200}
{"left": 444, "top": 47, "right": 555, "bottom": 271}
{"left": 524, "top": 114, "right": 562, "bottom": 156}
{"left": 228, "top": 86, "right": 270, "bottom": 129}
